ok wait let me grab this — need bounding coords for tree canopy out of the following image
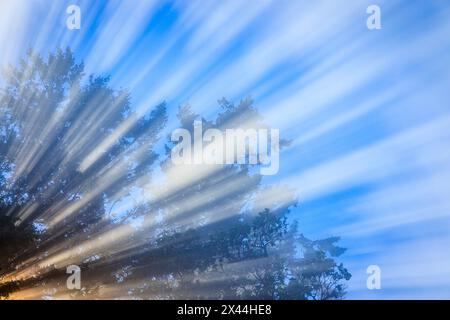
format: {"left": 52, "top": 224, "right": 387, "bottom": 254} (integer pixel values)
{"left": 0, "top": 49, "right": 350, "bottom": 300}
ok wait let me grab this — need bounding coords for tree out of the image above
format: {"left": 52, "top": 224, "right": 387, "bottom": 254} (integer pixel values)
{"left": 0, "top": 215, "right": 34, "bottom": 298}
{"left": 81, "top": 100, "right": 351, "bottom": 300}
{"left": 0, "top": 49, "right": 350, "bottom": 300}
{"left": 0, "top": 48, "right": 167, "bottom": 295}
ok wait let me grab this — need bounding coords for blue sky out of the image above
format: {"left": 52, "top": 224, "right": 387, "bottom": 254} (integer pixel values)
{"left": 1, "top": 0, "right": 450, "bottom": 299}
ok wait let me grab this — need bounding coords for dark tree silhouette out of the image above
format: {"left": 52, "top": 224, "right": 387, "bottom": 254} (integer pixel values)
{"left": 0, "top": 48, "right": 167, "bottom": 297}
{"left": 0, "top": 49, "right": 350, "bottom": 300}
{"left": 79, "top": 100, "right": 350, "bottom": 300}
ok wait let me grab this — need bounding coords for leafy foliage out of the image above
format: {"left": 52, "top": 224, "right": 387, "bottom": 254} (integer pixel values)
{"left": 0, "top": 49, "right": 350, "bottom": 300}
